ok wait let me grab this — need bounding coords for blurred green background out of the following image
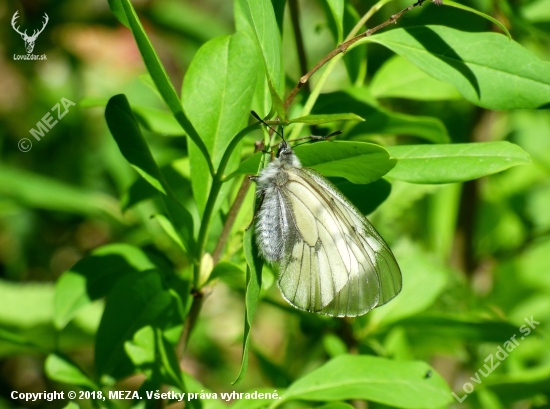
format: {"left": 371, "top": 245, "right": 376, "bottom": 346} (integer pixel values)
{"left": 1, "top": 0, "right": 550, "bottom": 408}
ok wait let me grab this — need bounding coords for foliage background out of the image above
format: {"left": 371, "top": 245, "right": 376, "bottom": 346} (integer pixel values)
{"left": 1, "top": 0, "right": 550, "bottom": 408}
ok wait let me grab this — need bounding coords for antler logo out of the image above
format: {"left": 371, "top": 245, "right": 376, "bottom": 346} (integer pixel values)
{"left": 11, "top": 11, "right": 49, "bottom": 54}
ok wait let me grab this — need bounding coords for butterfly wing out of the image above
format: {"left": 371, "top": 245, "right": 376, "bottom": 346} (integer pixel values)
{"left": 277, "top": 167, "right": 401, "bottom": 317}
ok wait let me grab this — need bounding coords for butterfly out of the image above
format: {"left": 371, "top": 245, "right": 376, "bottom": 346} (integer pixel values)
{"left": 249, "top": 112, "right": 402, "bottom": 317}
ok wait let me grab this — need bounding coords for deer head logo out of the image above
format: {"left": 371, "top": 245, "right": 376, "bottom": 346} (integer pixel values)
{"left": 11, "top": 11, "right": 49, "bottom": 54}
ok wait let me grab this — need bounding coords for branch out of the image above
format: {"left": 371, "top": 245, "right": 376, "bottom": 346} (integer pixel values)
{"left": 284, "top": 0, "right": 438, "bottom": 110}
{"left": 177, "top": 291, "right": 204, "bottom": 362}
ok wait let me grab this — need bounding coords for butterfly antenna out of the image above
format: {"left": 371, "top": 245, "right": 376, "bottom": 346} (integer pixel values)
{"left": 289, "top": 130, "right": 343, "bottom": 148}
{"left": 251, "top": 111, "right": 285, "bottom": 141}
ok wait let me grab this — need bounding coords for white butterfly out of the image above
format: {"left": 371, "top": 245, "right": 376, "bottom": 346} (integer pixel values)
{"left": 251, "top": 127, "right": 402, "bottom": 317}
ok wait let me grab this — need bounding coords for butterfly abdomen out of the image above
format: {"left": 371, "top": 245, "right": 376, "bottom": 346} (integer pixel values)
{"left": 255, "top": 161, "right": 295, "bottom": 263}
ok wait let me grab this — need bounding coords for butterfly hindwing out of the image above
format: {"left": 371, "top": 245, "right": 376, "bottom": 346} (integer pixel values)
{"left": 275, "top": 167, "right": 401, "bottom": 317}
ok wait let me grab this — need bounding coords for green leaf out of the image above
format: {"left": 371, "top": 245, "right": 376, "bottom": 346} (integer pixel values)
{"left": 271, "top": 0, "right": 287, "bottom": 33}
{"left": 289, "top": 113, "right": 364, "bottom": 125}
{"left": 442, "top": 0, "right": 511, "bottom": 39}
{"left": 231, "top": 142, "right": 396, "bottom": 184}
{"left": 0, "top": 329, "right": 47, "bottom": 352}
{"left": 361, "top": 26, "right": 550, "bottom": 109}
{"left": 133, "top": 106, "right": 185, "bottom": 136}
{"left": 294, "top": 141, "right": 396, "bottom": 184}
{"left": 370, "top": 55, "right": 462, "bottom": 101}
{"left": 250, "top": 60, "right": 273, "bottom": 118}
{"left": 521, "top": 0, "right": 550, "bottom": 23}
{"left": 231, "top": 153, "right": 265, "bottom": 178}
{"left": 149, "top": 0, "right": 232, "bottom": 43}
{"left": 120, "top": 176, "right": 158, "bottom": 211}
{"left": 124, "top": 326, "right": 156, "bottom": 366}
{"left": 209, "top": 261, "right": 246, "bottom": 283}
{"left": 517, "top": 237, "right": 550, "bottom": 291}
{"left": 238, "top": 0, "right": 283, "bottom": 94}
{"left": 484, "top": 371, "right": 550, "bottom": 407}
{"left": 314, "top": 90, "right": 450, "bottom": 144}
{"left": 152, "top": 214, "right": 187, "bottom": 252}
{"left": 317, "top": 404, "right": 355, "bottom": 409}
{"left": 105, "top": 94, "right": 196, "bottom": 253}
{"left": 107, "top": 0, "right": 129, "bottom": 27}
{"left": 54, "top": 244, "right": 159, "bottom": 329}
{"left": 125, "top": 326, "right": 185, "bottom": 390}
{"left": 0, "top": 165, "right": 121, "bottom": 222}
{"left": 122, "top": 160, "right": 195, "bottom": 215}
{"left": 79, "top": 96, "right": 109, "bottom": 108}
{"left": 0, "top": 282, "right": 54, "bottom": 329}
{"left": 155, "top": 326, "right": 186, "bottom": 390}
{"left": 386, "top": 142, "right": 532, "bottom": 184}
{"left": 278, "top": 355, "right": 451, "bottom": 408}
{"left": 62, "top": 402, "right": 80, "bottom": 409}
{"left": 400, "top": 314, "right": 520, "bottom": 343}
{"left": 45, "top": 353, "right": 97, "bottom": 390}
{"left": 234, "top": 228, "right": 263, "bottom": 384}
{"left": 322, "top": 334, "right": 348, "bottom": 358}
{"left": 106, "top": 96, "right": 169, "bottom": 195}
{"left": 182, "top": 33, "right": 259, "bottom": 215}
{"left": 323, "top": 0, "right": 345, "bottom": 43}
{"left": 342, "top": 4, "right": 366, "bottom": 85}
{"left": 327, "top": 178, "right": 391, "bottom": 215}
{"left": 95, "top": 270, "right": 183, "bottom": 380}
{"left": 269, "top": 82, "right": 286, "bottom": 120}
{"left": 119, "top": 0, "right": 213, "bottom": 172}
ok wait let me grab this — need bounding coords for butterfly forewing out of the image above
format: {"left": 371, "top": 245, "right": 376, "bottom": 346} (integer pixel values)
{"left": 269, "top": 167, "right": 399, "bottom": 317}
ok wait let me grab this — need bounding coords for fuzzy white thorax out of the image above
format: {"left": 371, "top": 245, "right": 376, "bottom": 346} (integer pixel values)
{"left": 256, "top": 141, "right": 301, "bottom": 190}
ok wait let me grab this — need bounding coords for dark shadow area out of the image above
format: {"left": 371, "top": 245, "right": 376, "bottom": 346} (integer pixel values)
{"left": 404, "top": 26, "right": 481, "bottom": 99}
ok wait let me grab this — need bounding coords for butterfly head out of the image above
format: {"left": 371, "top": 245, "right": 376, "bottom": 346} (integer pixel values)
{"left": 276, "top": 140, "right": 301, "bottom": 167}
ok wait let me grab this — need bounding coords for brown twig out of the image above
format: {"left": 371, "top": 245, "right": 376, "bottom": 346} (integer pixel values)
{"left": 211, "top": 136, "right": 266, "bottom": 263}
{"left": 284, "top": 0, "right": 435, "bottom": 110}
{"left": 177, "top": 290, "right": 204, "bottom": 362}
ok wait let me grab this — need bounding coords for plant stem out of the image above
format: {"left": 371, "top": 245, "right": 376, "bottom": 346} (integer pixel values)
{"left": 177, "top": 291, "right": 204, "bottom": 360}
